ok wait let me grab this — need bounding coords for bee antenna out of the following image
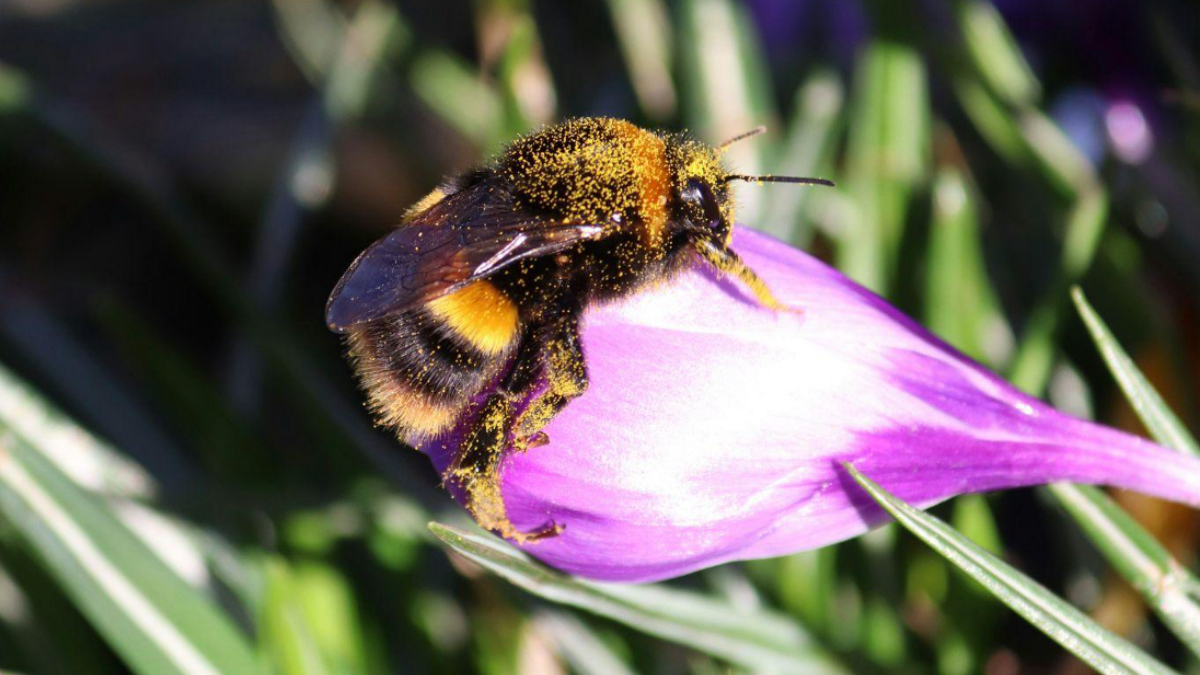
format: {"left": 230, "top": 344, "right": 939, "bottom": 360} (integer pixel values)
{"left": 717, "top": 126, "right": 767, "bottom": 151}
{"left": 724, "top": 174, "right": 836, "bottom": 188}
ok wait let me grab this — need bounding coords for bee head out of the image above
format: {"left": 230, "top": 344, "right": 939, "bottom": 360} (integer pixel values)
{"left": 675, "top": 176, "right": 733, "bottom": 248}
{"left": 665, "top": 132, "right": 835, "bottom": 258}
{"left": 663, "top": 136, "right": 735, "bottom": 253}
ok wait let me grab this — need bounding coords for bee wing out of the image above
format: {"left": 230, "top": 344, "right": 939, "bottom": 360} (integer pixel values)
{"left": 325, "top": 185, "right": 607, "bottom": 332}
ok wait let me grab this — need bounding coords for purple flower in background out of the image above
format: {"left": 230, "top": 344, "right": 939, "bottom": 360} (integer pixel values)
{"left": 744, "top": 0, "right": 867, "bottom": 72}
{"left": 422, "top": 227, "right": 1200, "bottom": 583}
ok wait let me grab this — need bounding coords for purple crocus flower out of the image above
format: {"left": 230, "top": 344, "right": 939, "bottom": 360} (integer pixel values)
{"left": 422, "top": 227, "right": 1200, "bottom": 583}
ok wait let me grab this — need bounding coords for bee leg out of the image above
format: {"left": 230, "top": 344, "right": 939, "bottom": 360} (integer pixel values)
{"left": 513, "top": 317, "right": 588, "bottom": 444}
{"left": 519, "top": 430, "right": 550, "bottom": 450}
{"left": 448, "top": 336, "right": 563, "bottom": 543}
{"left": 697, "top": 241, "right": 801, "bottom": 315}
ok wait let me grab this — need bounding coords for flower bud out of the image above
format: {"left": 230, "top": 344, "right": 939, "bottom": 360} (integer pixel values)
{"left": 423, "top": 228, "right": 1200, "bottom": 582}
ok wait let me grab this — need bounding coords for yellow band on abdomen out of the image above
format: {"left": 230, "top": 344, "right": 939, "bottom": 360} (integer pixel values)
{"left": 427, "top": 280, "right": 520, "bottom": 355}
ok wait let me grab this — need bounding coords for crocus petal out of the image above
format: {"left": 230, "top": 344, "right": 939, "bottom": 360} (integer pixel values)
{"left": 422, "top": 227, "right": 1200, "bottom": 582}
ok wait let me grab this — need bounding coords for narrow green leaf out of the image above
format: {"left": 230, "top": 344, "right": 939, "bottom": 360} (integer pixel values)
{"left": 951, "top": 494, "right": 1001, "bottom": 555}
{"left": 271, "top": 0, "right": 411, "bottom": 121}
{"left": 410, "top": 50, "right": 505, "bottom": 151}
{"left": 534, "top": 610, "right": 638, "bottom": 675}
{"left": 323, "top": 1, "right": 409, "bottom": 122}
{"left": 1071, "top": 287, "right": 1200, "bottom": 457}
{"left": 951, "top": 76, "right": 1028, "bottom": 165}
{"left": 847, "top": 465, "right": 1180, "bottom": 675}
{"left": 925, "top": 161, "right": 1013, "bottom": 366}
{"left": 1020, "top": 110, "right": 1098, "bottom": 198}
{"left": 949, "top": 1, "right": 1098, "bottom": 199}
{"left": 954, "top": 0, "right": 1040, "bottom": 107}
{"left": 428, "top": 522, "right": 848, "bottom": 675}
{"left": 773, "top": 548, "right": 838, "bottom": 635}
{"left": 679, "top": 0, "right": 775, "bottom": 223}
{"left": 841, "top": 38, "right": 930, "bottom": 293}
{"left": 1060, "top": 187, "right": 1109, "bottom": 280}
{"left": 290, "top": 562, "right": 372, "bottom": 675}
{"left": 260, "top": 559, "right": 338, "bottom": 675}
{"left": 268, "top": 0, "right": 347, "bottom": 81}
{"left": 605, "top": 0, "right": 676, "bottom": 120}
{"left": 0, "top": 549, "right": 116, "bottom": 675}
{"left": 494, "top": 8, "right": 557, "bottom": 135}
{"left": 1059, "top": 289, "right": 1200, "bottom": 657}
{"left": 1007, "top": 308, "right": 1060, "bottom": 397}
{"left": 1008, "top": 190, "right": 1109, "bottom": 395}
{"left": 1050, "top": 483, "right": 1200, "bottom": 657}
{"left": 0, "top": 363, "right": 154, "bottom": 500}
{"left": 0, "top": 434, "right": 267, "bottom": 675}
{"left": 0, "top": 363, "right": 248, "bottom": 601}
{"left": 759, "top": 70, "right": 844, "bottom": 246}
{"left": 0, "top": 64, "right": 31, "bottom": 114}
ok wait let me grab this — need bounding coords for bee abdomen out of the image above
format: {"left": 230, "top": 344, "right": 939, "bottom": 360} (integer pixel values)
{"left": 347, "top": 281, "right": 521, "bottom": 443}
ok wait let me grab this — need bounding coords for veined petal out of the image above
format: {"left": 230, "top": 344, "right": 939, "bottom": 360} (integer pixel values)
{"left": 422, "top": 227, "right": 1200, "bottom": 582}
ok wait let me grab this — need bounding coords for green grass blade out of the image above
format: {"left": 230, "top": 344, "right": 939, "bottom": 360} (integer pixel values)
{"left": 954, "top": 0, "right": 1039, "bottom": 107}
{"left": 1056, "top": 289, "right": 1200, "bottom": 657}
{"left": 261, "top": 559, "right": 340, "bottom": 675}
{"left": 0, "top": 435, "right": 267, "bottom": 675}
{"left": 925, "top": 160, "right": 1013, "bottom": 366}
{"left": 492, "top": 5, "right": 557, "bottom": 136}
{"left": 847, "top": 465, "right": 1180, "bottom": 675}
{"left": 269, "top": 0, "right": 347, "bottom": 82}
{"left": 950, "top": 0, "right": 1095, "bottom": 198}
{"left": 1008, "top": 188, "right": 1109, "bottom": 395}
{"left": 1050, "top": 483, "right": 1200, "bottom": 657}
{"left": 0, "top": 64, "right": 31, "bottom": 114}
{"left": 534, "top": 610, "right": 638, "bottom": 675}
{"left": 679, "top": 0, "right": 775, "bottom": 224}
{"left": 759, "top": 70, "right": 844, "bottom": 246}
{"left": 324, "top": 1, "right": 409, "bottom": 122}
{"left": 841, "top": 37, "right": 930, "bottom": 293}
{"left": 948, "top": 0, "right": 1108, "bottom": 399}
{"left": 411, "top": 50, "right": 506, "bottom": 152}
{"left": 0, "top": 548, "right": 121, "bottom": 675}
{"left": 951, "top": 75, "right": 1027, "bottom": 164}
{"left": 605, "top": 0, "right": 676, "bottom": 120}
{"left": 772, "top": 548, "right": 838, "bottom": 636}
{"left": 1020, "top": 109, "right": 1098, "bottom": 199}
{"left": 0, "top": 364, "right": 154, "bottom": 500}
{"left": 1071, "top": 287, "right": 1200, "bottom": 457}
{"left": 0, "top": 362, "right": 244, "bottom": 597}
{"left": 428, "top": 522, "right": 848, "bottom": 675}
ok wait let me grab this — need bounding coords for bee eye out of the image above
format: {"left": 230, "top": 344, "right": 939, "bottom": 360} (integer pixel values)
{"left": 681, "top": 178, "right": 722, "bottom": 228}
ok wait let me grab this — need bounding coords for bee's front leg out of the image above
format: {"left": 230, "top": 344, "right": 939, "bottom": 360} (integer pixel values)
{"left": 697, "top": 240, "right": 800, "bottom": 314}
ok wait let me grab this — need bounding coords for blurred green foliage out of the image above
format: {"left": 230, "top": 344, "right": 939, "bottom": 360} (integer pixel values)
{"left": 2, "top": 1, "right": 1200, "bottom": 674}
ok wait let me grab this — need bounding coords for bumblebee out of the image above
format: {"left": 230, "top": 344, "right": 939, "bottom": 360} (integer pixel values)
{"left": 326, "top": 117, "right": 831, "bottom": 541}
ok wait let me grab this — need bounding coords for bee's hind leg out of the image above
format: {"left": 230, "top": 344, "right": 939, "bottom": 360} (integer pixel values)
{"left": 447, "top": 333, "right": 565, "bottom": 543}
{"left": 512, "top": 316, "right": 588, "bottom": 444}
